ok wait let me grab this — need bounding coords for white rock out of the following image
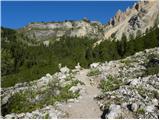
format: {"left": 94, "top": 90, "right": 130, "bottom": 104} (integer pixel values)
{"left": 59, "top": 74, "right": 67, "bottom": 80}
{"left": 46, "top": 73, "right": 52, "bottom": 79}
{"left": 131, "top": 103, "right": 138, "bottom": 112}
{"left": 130, "top": 79, "right": 139, "bottom": 86}
{"left": 25, "top": 113, "right": 32, "bottom": 118}
{"left": 90, "top": 63, "right": 99, "bottom": 68}
{"left": 75, "top": 63, "right": 81, "bottom": 70}
{"left": 146, "top": 105, "right": 155, "bottom": 113}
{"left": 68, "top": 99, "right": 75, "bottom": 103}
{"left": 17, "top": 113, "right": 25, "bottom": 118}
{"left": 121, "top": 102, "right": 128, "bottom": 109}
{"left": 60, "top": 66, "right": 70, "bottom": 74}
{"left": 2, "top": 95, "right": 11, "bottom": 105}
{"left": 106, "top": 104, "right": 122, "bottom": 119}
{"left": 152, "top": 99, "right": 158, "bottom": 106}
{"left": 48, "top": 112, "right": 57, "bottom": 119}
{"left": 69, "top": 86, "right": 81, "bottom": 93}
{"left": 5, "top": 113, "right": 17, "bottom": 119}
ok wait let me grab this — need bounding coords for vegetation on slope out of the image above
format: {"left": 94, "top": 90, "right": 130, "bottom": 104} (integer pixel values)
{"left": 1, "top": 25, "right": 159, "bottom": 87}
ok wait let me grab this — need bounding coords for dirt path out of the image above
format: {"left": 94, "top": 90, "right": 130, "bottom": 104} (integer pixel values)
{"left": 59, "top": 69, "right": 102, "bottom": 118}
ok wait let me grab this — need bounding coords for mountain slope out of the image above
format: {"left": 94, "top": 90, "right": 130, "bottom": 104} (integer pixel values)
{"left": 18, "top": 0, "right": 158, "bottom": 44}
{"left": 1, "top": 47, "right": 159, "bottom": 119}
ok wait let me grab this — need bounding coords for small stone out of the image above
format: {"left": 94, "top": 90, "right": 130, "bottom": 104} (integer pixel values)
{"left": 121, "top": 103, "right": 128, "bottom": 109}
{"left": 48, "top": 112, "right": 57, "bottom": 119}
{"left": 152, "top": 99, "right": 158, "bottom": 106}
{"left": 17, "top": 113, "right": 25, "bottom": 118}
{"left": 69, "top": 86, "right": 81, "bottom": 93}
{"left": 68, "top": 99, "right": 75, "bottom": 103}
{"left": 25, "top": 113, "right": 32, "bottom": 118}
{"left": 75, "top": 63, "right": 81, "bottom": 70}
{"left": 90, "top": 63, "right": 99, "bottom": 68}
{"left": 60, "top": 66, "right": 70, "bottom": 74}
{"left": 5, "top": 113, "right": 16, "bottom": 119}
{"left": 131, "top": 103, "right": 138, "bottom": 112}
{"left": 46, "top": 73, "right": 52, "bottom": 79}
{"left": 146, "top": 105, "right": 155, "bottom": 113}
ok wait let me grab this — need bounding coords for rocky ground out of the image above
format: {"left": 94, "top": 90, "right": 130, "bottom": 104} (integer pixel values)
{"left": 1, "top": 47, "right": 159, "bottom": 119}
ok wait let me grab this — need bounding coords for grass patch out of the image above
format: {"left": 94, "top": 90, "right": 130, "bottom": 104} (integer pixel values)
{"left": 87, "top": 68, "right": 101, "bottom": 76}
{"left": 120, "top": 59, "right": 133, "bottom": 66}
{"left": 136, "top": 108, "right": 145, "bottom": 114}
{"left": 99, "top": 75, "right": 123, "bottom": 92}
{"left": 137, "top": 86, "right": 159, "bottom": 99}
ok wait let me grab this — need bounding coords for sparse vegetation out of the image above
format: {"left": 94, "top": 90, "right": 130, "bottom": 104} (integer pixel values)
{"left": 87, "top": 68, "right": 101, "bottom": 76}
{"left": 137, "top": 86, "right": 159, "bottom": 99}
{"left": 143, "top": 54, "right": 159, "bottom": 76}
{"left": 99, "top": 75, "right": 123, "bottom": 92}
{"left": 2, "top": 79, "right": 80, "bottom": 115}
{"left": 120, "top": 59, "right": 132, "bottom": 66}
{"left": 136, "top": 108, "right": 145, "bottom": 114}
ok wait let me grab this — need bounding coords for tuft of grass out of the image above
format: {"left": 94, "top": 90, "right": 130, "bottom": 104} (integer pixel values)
{"left": 136, "top": 108, "right": 145, "bottom": 114}
{"left": 137, "top": 86, "right": 159, "bottom": 99}
{"left": 120, "top": 59, "right": 132, "bottom": 66}
{"left": 87, "top": 68, "right": 101, "bottom": 76}
{"left": 99, "top": 75, "right": 123, "bottom": 92}
{"left": 44, "top": 113, "right": 49, "bottom": 119}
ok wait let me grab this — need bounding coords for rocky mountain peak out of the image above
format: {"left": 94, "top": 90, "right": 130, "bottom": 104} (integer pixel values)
{"left": 103, "top": 0, "right": 158, "bottom": 40}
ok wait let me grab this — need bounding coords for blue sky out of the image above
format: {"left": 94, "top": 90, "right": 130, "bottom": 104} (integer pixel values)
{"left": 1, "top": 1, "right": 136, "bottom": 29}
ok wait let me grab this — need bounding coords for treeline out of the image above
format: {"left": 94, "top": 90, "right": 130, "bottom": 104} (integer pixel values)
{"left": 1, "top": 25, "right": 159, "bottom": 87}
{"left": 93, "top": 26, "right": 159, "bottom": 62}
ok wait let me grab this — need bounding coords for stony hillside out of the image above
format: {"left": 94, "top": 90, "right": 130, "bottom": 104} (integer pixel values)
{"left": 18, "top": 0, "right": 158, "bottom": 44}
{"left": 1, "top": 47, "right": 159, "bottom": 119}
{"left": 19, "top": 19, "right": 104, "bottom": 42}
